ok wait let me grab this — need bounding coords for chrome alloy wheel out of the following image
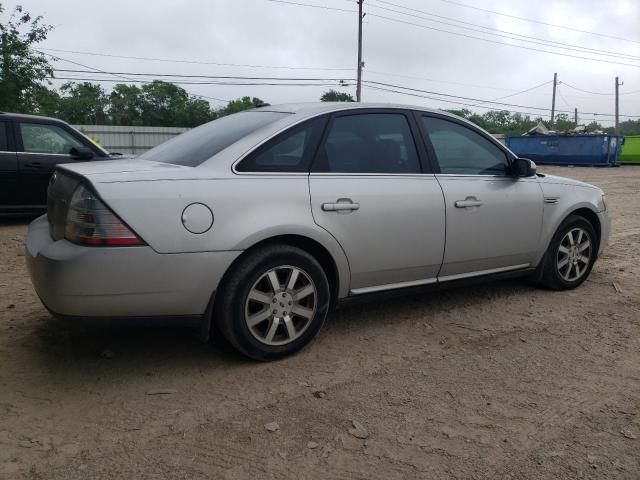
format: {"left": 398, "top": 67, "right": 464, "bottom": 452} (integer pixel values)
{"left": 557, "top": 227, "right": 592, "bottom": 282}
{"left": 244, "top": 265, "right": 317, "bottom": 346}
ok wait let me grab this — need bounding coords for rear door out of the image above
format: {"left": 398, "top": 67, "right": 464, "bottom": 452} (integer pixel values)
{"left": 309, "top": 109, "right": 446, "bottom": 293}
{"left": 16, "top": 121, "right": 89, "bottom": 207}
{"left": 0, "top": 120, "right": 20, "bottom": 209}
{"left": 419, "top": 114, "right": 543, "bottom": 280}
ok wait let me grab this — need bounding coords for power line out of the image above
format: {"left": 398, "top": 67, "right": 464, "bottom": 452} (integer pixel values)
{"left": 367, "top": 0, "right": 640, "bottom": 62}
{"left": 361, "top": 80, "right": 639, "bottom": 118}
{"left": 362, "top": 84, "right": 615, "bottom": 123}
{"left": 468, "top": 80, "right": 553, "bottom": 108}
{"left": 53, "top": 68, "right": 354, "bottom": 82}
{"left": 264, "top": 0, "right": 355, "bottom": 13}
{"left": 52, "top": 76, "right": 353, "bottom": 87}
{"left": 432, "top": 0, "right": 640, "bottom": 46}
{"left": 561, "top": 81, "right": 640, "bottom": 96}
{"left": 39, "top": 47, "right": 353, "bottom": 72}
{"left": 367, "top": 13, "right": 640, "bottom": 69}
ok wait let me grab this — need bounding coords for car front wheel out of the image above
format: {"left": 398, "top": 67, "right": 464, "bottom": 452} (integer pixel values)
{"left": 538, "top": 214, "right": 598, "bottom": 290}
{"left": 215, "top": 245, "right": 330, "bottom": 360}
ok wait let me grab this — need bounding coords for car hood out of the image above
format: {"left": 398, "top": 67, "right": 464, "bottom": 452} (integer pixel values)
{"left": 537, "top": 174, "right": 600, "bottom": 191}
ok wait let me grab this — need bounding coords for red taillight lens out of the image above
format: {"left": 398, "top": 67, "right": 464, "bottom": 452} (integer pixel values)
{"left": 65, "top": 184, "right": 142, "bottom": 246}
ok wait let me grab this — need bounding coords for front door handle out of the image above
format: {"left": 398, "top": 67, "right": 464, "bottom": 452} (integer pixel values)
{"left": 455, "top": 197, "right": 483, "bottom": 208}
{"left": 322, "top": 199, "right": 360, "bottom": 212}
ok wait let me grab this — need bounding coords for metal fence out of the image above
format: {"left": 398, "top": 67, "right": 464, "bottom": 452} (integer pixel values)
{"left": 73, "top": 125, "right": 189, "bottom": 154}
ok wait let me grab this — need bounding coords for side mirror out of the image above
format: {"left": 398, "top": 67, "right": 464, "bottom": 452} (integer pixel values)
{"left": 509, "top": 157, "right": 537, "bottom": 177}
{"left": 69, "top": 146, "right": 95, "bottom": 160}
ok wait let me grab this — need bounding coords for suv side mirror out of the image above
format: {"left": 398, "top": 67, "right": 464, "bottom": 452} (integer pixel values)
{"left": 509, "top": 157, "right": 536, "bottom": 177}
{"left": 69, "top": 146, "right": 95, "bottom": 160}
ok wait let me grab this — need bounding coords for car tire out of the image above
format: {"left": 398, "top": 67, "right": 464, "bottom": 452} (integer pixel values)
{"left": 537, "top": 215, "right": 598, "bottom": 291}
{"left": 214, "top": 244, "right": 331, "bottom": 361}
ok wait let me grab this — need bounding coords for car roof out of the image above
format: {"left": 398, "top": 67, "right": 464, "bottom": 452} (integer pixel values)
{"left": 0, "top": 111, "right": 69, "bottom": 123}
{"left": 254, "top": 102, "right": 446, "bottom": 117}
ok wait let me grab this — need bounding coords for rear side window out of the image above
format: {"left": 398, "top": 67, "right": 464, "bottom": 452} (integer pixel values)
{"left": 0, "top": 122, "right": 7, "bottom": 150}
{"left": 313, "top": 113, "right": 421, "bottom": 174}
{"left": 19, "top": 123, "right": 84, "bottom": 154}
{"left": 421, "top": 116, "right": 508, "bottom": 175}
{"left": 236, "top": 117, "right": 326, "bottom": 172}
{"left": 140, "top": 111, "right": 290, "bottom": 167}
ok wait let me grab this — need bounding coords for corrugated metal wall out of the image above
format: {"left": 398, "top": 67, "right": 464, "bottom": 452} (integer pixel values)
{"left": 73, "top": 125, "right": 189, "bottom": 154}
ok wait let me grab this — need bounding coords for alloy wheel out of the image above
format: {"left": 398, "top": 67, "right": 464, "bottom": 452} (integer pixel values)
{"left": 556, "top": 227, "right": 592, "bottom": 282}
{"left": 244, "top": 265, "right": 317, "bottom": 346}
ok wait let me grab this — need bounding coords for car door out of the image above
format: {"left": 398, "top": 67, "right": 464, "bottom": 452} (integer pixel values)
{"left": 0, "top": 120, "right": 21, "bottom": 210}
{"left": 16, "top": 121, "right": 89, "bottom": 207}
{"left": 419, "top": 114, "right": 544, "bottom": 280}
{"left": 309, "top": 110, "right": 446, "bottom": 293}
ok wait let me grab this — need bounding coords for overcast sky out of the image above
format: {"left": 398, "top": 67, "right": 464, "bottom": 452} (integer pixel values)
{"left": 11, "top": 0, "right": 640, "bottom": 125}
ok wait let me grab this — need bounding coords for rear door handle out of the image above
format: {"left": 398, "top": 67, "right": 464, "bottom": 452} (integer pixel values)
{"left": 455, "top": 198, "right": 483, "bottom": 208}
{"left": 322, "top": 199, "right": 360, "bottom": 212}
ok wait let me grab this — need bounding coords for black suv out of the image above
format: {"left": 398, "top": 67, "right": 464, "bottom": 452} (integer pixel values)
{"left": 0, "top": 112, "right": 125, "bottom": 215}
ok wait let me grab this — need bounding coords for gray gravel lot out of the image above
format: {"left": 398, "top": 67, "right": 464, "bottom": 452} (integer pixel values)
{"left": 1, "top": 166, "right": 639, "bottom": 479}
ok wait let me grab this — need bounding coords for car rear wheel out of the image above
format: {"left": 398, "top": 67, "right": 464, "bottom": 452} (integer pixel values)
{"left": 537, "top": 215, "right": 598, "bottom": 290}
{"left": 214, "top": 245, "right": 330, "bottom": 360}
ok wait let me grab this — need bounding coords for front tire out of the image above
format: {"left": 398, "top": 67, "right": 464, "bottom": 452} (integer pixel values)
{"left": 538, "top": 215, "right": 598, "bottom": 290}
{"left": 214, "top": 245, "right": 330, "bottom": 361}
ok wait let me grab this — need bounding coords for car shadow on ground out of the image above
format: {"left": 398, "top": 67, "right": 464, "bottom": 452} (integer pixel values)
{"left": 26, "top": 277, "right": 538, "bottom": 379}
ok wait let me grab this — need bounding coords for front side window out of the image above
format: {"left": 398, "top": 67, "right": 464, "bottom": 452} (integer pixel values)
{"left": 236, "top": 117, "right": 325, "bottom": 172}
{"left": 0, "top": 122, "right": 7, "bottom": 151}
{"left": 313, "top": 113, "right": 421, "bottom": 174}
{"left": 20, "top": 123, "right": 84, "bottom": 155}
{"left": 422, "top": 116, "right": 509, "bottom": 175}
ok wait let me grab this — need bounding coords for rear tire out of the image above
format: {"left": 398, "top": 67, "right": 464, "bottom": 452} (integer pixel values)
{"left": 537, "top": 215, "right": 598, "bottom": 290}
{"left": 214, "top": 244, "right": 330, "bottom": 361}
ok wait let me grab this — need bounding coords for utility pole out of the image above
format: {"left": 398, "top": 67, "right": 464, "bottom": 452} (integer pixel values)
{"left": 574, "top": 108, "right": 578, "bottom": 126}
{"left": 550, "top": 72, "right": 557, "bottom": 127}
{"left": 356, "top": 0, "right": 364, "bottom": 102}
{"left": 615, "top": 77, "right": 623, "bottom": 135}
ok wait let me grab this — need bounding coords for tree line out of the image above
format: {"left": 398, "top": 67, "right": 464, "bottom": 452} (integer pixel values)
{"left": 1, "top": 4, "right": 637, "bottom": 134}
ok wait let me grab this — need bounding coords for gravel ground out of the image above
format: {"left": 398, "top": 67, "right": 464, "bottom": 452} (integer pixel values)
{"left": 1, "top": 166, "right": 639, "bottom": 479}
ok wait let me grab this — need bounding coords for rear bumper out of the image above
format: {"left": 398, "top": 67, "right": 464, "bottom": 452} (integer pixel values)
{"left": 26, "top": 215, "right": 241, "bottom": 320}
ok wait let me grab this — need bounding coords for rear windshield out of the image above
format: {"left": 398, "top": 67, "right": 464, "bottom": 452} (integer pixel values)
{"left": 139, "top": 111, "right": 290, "bottom": 166}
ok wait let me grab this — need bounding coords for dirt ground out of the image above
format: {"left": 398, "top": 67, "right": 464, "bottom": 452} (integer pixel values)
{"left": 1, "top": 166, "right": 639, "bottom": 480}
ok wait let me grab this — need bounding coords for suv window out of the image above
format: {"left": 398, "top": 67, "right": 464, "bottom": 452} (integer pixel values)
{"left": 19, "top": 123, "right": 84, "bottom": 155}
{"left": 421, "top": 116, "right": 509, "bottom": 175}
{"left": 236, "top": 117, "right": 325, "bottom": 172}
{"left": 313, "top": 113, "right": 420, "bottom": 174}
{"left": 0, "top": 122, "right": 7, "bottom": 151}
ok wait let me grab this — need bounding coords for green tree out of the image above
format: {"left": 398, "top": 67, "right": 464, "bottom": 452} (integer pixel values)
{"left": 0, "top": 4, "right": 54, "bottom": 112}
{"left": 320, "top": 89, "right": 354, "bottom": 102}
{"left": 57, "top": 82, "right": 109, "bottom": 124}
{"left": 109, "top": 83, "right": 144, "bottom": 125}
{"left": 218, "top": 96, "right": 266, "bottom": 116}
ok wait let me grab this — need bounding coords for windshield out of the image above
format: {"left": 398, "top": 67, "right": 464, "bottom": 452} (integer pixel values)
{"left": 139, "top": 111, "right": 290, "bottom": 166}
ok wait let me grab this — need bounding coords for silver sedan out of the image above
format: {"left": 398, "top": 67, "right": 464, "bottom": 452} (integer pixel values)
{"left": 26, "top": 103, "right": 610, "bottom": 360}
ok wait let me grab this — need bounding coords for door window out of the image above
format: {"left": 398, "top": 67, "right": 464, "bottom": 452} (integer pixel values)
{"left": 314, "top": 113, "right": 420, "bottom": 173}
{"left": 236, "top": 117, "right": 325, "bottom": 172}
{"left": 422, "top": 116, "right": 509, "bottom": 175}
{"left": 0, "top": 122, "right": 7, "bottom": 151}
{"left": 19, "top": 123, "right": 84, "bottom": 155}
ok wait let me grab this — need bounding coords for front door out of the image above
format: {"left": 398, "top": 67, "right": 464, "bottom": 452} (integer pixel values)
{"left": 420, "top": 114, "right": 544, "bottom": 280}
{"left": 309, "top": 110, "right": 446, "bottom": 293}
{"left": 16, "top": 121, "right": 87, "bottom": 207}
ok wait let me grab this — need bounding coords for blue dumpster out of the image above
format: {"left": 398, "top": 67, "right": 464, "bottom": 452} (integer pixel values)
{"left": 505, "top": 135, "right": 622, "bottom": 166}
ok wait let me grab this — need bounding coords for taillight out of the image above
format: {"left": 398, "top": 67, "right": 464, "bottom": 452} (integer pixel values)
{"left": 65, "top": 184, "right": 142, "bottom": 246}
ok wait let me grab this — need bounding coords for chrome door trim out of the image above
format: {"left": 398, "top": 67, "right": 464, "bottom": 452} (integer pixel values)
{"left": 438, "top": 264, "right": 530, "bottom": 283}
{"left": 18, "top": 152, "right": 72, "bottom": 158}
{"left": 350, "top": 277, "right": 438, "bottom": 295}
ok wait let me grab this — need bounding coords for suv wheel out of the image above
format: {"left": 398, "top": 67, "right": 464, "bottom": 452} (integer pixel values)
{"left": 538, "top": 215, "right": 598, "bottom": 290}
{"left": 215, "top": 245, "right": 330, "bottom": 360}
